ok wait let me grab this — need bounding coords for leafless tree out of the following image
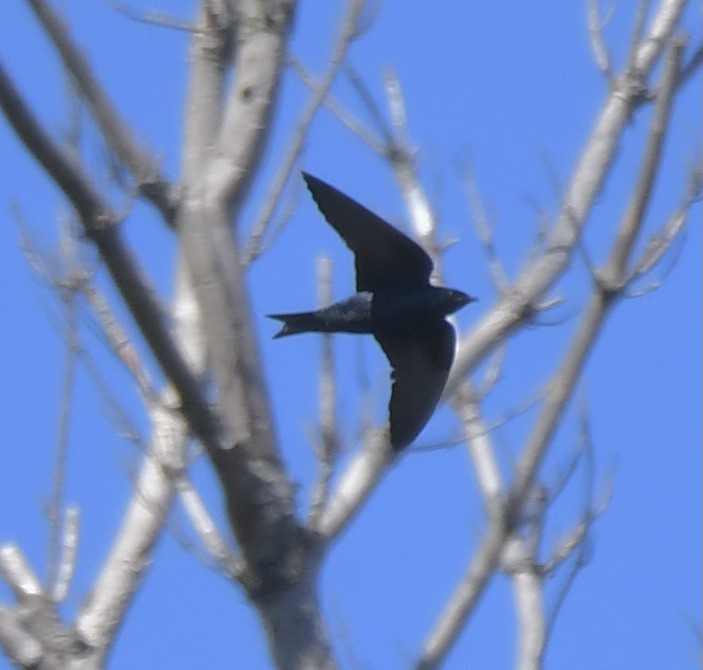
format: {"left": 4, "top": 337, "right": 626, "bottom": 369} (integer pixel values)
{"left": 0, "top": 1, "right": 700, "bottom": 668}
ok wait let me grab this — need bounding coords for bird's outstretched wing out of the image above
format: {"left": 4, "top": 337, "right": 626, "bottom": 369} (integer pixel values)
{"left": 374, "top": 320, "right": 455, "bottom": 451}
{"left": 303, "top": 172, "right": 433, "bottom": 293}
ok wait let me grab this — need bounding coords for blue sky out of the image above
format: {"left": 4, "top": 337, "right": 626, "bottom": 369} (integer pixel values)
{"left": 1, "top": 2, "right": 701, "bottom": 669}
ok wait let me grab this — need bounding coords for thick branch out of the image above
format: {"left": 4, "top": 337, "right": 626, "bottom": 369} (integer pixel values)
{"left": 209, "top": 0, "right": 298, "bottom": 211}
{"left": 177, "top": 0, "right": 309, "bottom": 617}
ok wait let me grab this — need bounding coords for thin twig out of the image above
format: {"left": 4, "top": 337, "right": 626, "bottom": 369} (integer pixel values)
{"left": 0, "top": 59, "right": 224, "bottom": 452}
{"left": 416, "top": 520, "right": 507, "bottom": 670}
{"left": 50, "top": 507, "right": 80, "bottom": 603}
{"left": 628, "top": 1, "right": 652, "bottom": 72}
{"left": 451, "top": 382, "right": 504, "bottom": 508}
{"left": 106, "top": 0, "right": 195, "bottom": 32}
{"left": 346, "top": 63, "right": 395, "bottom": 148}
{"left": 677, "top": 42, "right": 703, "bottom": 88}
{"left": 460, "top": 164, "right": 510, "bottom": 294}
{"left": 244, "top": 0, "right": 367, "bottom": 264}
{"left": 512, "top": 34, "right": 683, "bottom": 534}
{"left": 447, "top": 1, "right": 689, "bottom": 394}
{"left": 46, "top": 244, "right": 79, "bottom": 600}
{"left": 176, "top": 477, "right": 242, "bottom": 579}
{"left": 381, "top": 69, "right": 447, "bottom": 281}
{"left": 81, "top": 277, "right": 156, "bottom": 400}
{"left": 27, "top": 0, "right": 178, "bottom": 223}
{"left": 628, "top": 161, "right": 702, "bottom": 281}
{"left": 587, "top": 0, "right": 613, "bottom": 78}
{"left": 608, "top": 38, "right": 685, "bottom": 280}
{"left": 289, "top": 57, "right": 386, "bottom": 154}
{"left": 0, "top": 546, "right": 43, "bottom": 599}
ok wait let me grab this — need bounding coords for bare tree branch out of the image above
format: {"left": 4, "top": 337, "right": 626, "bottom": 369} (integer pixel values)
{"left": 460, "top": 164, "right": 511, "bottom": 294}
{"left": 290, "top": 57, "right": 386, "bottom": 154}
{"left": 510, "top": 26, "right": 684, "bottom": 536}
{"left": 26, "top": 0, "right": 178, "bottom": 223}
{"left": 0, "top": 608, "right": 42, "bottom": 667}
{"left": 106, "top": 0, "right": 195, "bottom": 32}
{"left": 446, "top": 0, "right": 689, "bottom": 394}
{"left": 49, "top": 507, "right": 80, "bottom": 604}
{"left": 452, "top": 382, "right": 504, "bottom": 507}
{"left": 416, "top": 519, "right": 507, "bottom": 669}
{"left": 309, "top": 257, "right": 340, "bottom": 528}
{"left": 177, "top": 0, "right": 301, "bottom": 574}
{"left": 208, "top": 0, "right": 298, "bottom": 210}
{"left": 416, "top": 16, "right": 692, "bottom": 668}
{"left": 1, "top": 1, "right": 698, "bottom": 667}
{"left": 0, "top": 57, "right": 223, "bottom": 451}
{"left": 244, "top": 0, "right": 367, "bottom": 264}
{"left": 45, "top": 252, "right": 79, "bottom": 600}
{"left": 315, "top": 430, "right": 391, "bottom": 538}
{"left": 176, "top": 476, "right": 242, "bottom": 578}
{"left": 587, "top": 0, "right": 614, "bottom": 78}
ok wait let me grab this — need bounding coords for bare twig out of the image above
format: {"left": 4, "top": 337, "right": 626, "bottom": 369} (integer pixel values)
{"left": 74, "top": 252, "right": 212, "bottom": 656}
{"left": 628, "top": 162, "right": 702, "bottom": 281}
{"left": 608, "top": 38, "right": 685, "bottom": 281}
{"left": 16, "top": 203, "right": 146, "bottom": 446}
{"left": 677, "top": 42, "right": 703, "bottom": 89}
{"left": 460, "top": 164, "right": 510, "bottom": 294}
{"left": 244, "top": 0, "right": 367, "bottom": 264}
{"left": 346, "top": 63, "right": 395, "bottom": 148}
{"left": 451, "top": 382, "right": 504, "bottom": 507}
{"left": 511, "top": 33, "right": 683, "bottom": 537}
{"left": 626, "top": 0, "right": 652, "bottom": 74}
{"left": 106, "top": 0, "right": 195, "bottom": 32}
{"left": 27, "top": 0, "right": 178, "bottom": 223}
{"left": 418, "top": 21, "right": 691, "bottom": 667}
{"left": 0, "top": 58, "right": 224, "bottom": 452}
{"left": 316, "top": 430, "right": 392, "bottom": 539}
{"left": 632, "top": 0, "right": 685, "bottom": 73}
{"left": 46, "top": 259, "right": 78, "bottom": 600}
{"left": 507, "top": 543, "right": 546, "bottom": 670}
{"left": 416, "top": 520, "right": 507, "bottom": 670}
{"left": 382, "top": 69, "right": 444, "bottom": 273}
{"left": 447, "top": 0, "right": 689, "bottom": 394}
{"left": 176, "top": 477, "right": 242, "bottom": 579}
{"left": 49, "top": 507, "right": 80, "bottom": 603}
{"left": 290, "top": 57, "right": 386, "bottom": 154}
{"left": 544, "top": 404, "right": 610, "bottom": 641}
{"left": 74, "top": 399, "right": 184, "bottom": 653}
{"left": 0, "top": 546, "right": 43, "bottom": 599}
{"left": 81, "top": 277, "right": 156, "bottom": 399}
{"left": 587, "top": 0, "right": 614, "bottom": 78}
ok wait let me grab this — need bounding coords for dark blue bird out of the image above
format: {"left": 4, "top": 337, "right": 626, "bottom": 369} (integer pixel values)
{"left": 269, "top": 173, "right": 475, "bottom": 451}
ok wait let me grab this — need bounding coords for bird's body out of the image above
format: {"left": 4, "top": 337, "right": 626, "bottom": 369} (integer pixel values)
{"left": 271, "top": 286, "right": 466, "bottom": 338}
{"left": 269, "top": 173, "right": 474, "bottom": 451}
{"left": 271, "top": 292, "right": 374, "bottom": 337}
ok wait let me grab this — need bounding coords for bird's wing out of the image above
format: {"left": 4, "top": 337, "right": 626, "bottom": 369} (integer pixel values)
{"left": 374, "top": 320, "right": 455, "bottom": 451}
{"left": 303, "top": 172, "right": 433, "bottom": 293}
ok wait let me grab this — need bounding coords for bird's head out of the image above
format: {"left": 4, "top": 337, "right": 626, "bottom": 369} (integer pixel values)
{"left": 436, "top": 287, "right": 476, "bottom": 315}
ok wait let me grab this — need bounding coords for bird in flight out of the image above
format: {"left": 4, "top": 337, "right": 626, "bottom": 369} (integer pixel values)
{"left": 269, "top": 173, "right": 474, "bottom": 452}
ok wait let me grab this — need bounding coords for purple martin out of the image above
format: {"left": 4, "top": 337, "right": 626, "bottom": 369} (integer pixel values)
{"left": 269, "top": 173, "right": 475, "bottom": 452}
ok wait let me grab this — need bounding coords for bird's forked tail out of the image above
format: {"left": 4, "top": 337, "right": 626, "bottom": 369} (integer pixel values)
{"left": 267, "top": 311, "right": 318, "bottom": 339}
